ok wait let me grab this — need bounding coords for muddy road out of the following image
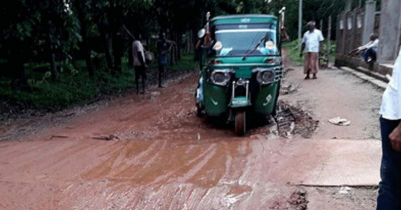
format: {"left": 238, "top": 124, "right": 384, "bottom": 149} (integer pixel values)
{"left": 0, "top": 62, "right": 383, "bottom": 209}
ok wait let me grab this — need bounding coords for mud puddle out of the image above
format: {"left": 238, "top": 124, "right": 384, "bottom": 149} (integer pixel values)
{"left": 0, "top": 71, "right": 196, "bottom": 141}
{"left": 91, "top": 99, "right": 319, "bottom": 143}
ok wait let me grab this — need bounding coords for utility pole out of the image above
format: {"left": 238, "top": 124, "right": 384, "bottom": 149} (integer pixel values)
{"left": 298, "top": 0, "right": 303, "bottom": 50}
{"left": 345, "top": 0, "right": 352, "bottom": 12}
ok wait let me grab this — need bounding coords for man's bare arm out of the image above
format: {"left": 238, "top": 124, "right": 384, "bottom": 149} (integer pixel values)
{"left": 300, "top": 43, "right": 306, "bottom": 57}
{"left": 390, "top": 122, "right": 401, "bottom": 152}
{"left": 195, "top": 40, "right": 202, "bottom": 50}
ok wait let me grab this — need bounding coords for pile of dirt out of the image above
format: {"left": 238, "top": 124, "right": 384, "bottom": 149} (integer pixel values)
{"left": 288, "top": 189, "right": 308, "bottom": 210}
{"left": 276, "top": 101, "right": 319, "bottom": 138}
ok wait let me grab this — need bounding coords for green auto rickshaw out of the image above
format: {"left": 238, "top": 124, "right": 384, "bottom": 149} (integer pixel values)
{"left": 195, "top": 14, "right": 285, "bottom": 136}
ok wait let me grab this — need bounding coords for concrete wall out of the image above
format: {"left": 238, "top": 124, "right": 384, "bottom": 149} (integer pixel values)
{"left": 336, "top": 15, "right": 345, "bottom": 54}
{"left": 362, "top": 1, "right": 376, "bottom": 45}
{"left": 336, "top": 9, "right": 365, "bottom": 55}
{"left": 334, "top": 1, "right": 397, "bottom": 76}
{"left": 377, "top": 0, "right": 401, "bottom": 63}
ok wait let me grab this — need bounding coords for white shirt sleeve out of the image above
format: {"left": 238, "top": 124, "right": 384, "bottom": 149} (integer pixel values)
{"left": 359, "top": 41, "right": 372, "bottom": 50}
{"left": 132, "top": 42, "right": 137, "bottom": 54}
{"left": 134, "top": 41, "right": 145, "bottom": 63}
{"left": 380, "top": 49, "right": 401, "bottom": 120}
{"left": 390, "top": 50, "right": 401, "bottom": 90}
{"left": 395, "top": 52, "right": 401, "bottom": 115}
{"left": 135, "top": 41, "right": 144, "bottom": 52}
{"left": 371, "top": 39, "right": 379, "bottom": 48}
{"left": 318, "top": 31, "right": 324, "bottom": 42}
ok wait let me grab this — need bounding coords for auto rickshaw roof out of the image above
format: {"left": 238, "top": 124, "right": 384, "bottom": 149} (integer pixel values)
{"left": 211, "top": 14, "right": 277, "bottom": 25}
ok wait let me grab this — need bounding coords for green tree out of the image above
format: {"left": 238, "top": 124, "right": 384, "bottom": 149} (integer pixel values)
{"left": 0, "top": 0, "right": 39, "bottom": 86}
{"left": 39, "top": 0, "right": 80, "bottom": 80}
{"left": 71, "top": 0, "right": 96, "bottom": 77}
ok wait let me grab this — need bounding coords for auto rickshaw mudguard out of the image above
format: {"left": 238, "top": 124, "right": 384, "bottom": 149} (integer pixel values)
{"left": 253, "top": 81, "right": 280, "bottom": 115}
{"left": 203, "top": 82, "right": 228, "bottom": 117}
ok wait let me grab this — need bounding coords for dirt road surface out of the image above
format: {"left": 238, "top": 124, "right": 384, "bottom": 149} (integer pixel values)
{"left": 0, "top": 60, "right": 384, "bottom": 209}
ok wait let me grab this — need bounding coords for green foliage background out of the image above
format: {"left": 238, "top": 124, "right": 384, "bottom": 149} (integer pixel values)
{"left": 0, "top": 0, "right": 358, "bottom": 112}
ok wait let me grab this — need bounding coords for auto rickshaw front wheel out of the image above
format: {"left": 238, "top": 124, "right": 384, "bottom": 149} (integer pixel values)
{"left": 235, "top": 111, "right": 246, "bottom": 136}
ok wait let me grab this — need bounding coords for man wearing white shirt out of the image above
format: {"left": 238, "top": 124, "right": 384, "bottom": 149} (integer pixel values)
{"left": 133, "top": 37, "right": 147, "bottom": 94}
{"left": 377, "top": 48, "right": 401, "bottom": 210}
{"left": 300, "top": 21, "right": 324, "bottom": 80}
{"left": 350, "top": 33, "right": 379, "bottom": 63}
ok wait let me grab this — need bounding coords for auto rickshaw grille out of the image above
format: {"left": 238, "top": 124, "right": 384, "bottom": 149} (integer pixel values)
{"left": 232, "top": 77, "right": 259, "bottom": 98}
{"left": 234, "top": 85, "right": 247, "bottom": 97}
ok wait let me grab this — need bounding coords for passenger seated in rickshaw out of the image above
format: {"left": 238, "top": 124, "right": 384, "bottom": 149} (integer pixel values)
{"left": 260, "top": 39, "right": 278, "bottom": 55}
{"left": 349, "top": 33, "right": 379, "bottom": 63}
{"left": 212, "top": 36, "right": 278, "bottom": 57}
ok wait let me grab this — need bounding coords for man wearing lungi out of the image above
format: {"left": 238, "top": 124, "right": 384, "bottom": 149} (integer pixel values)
{"left": 300, "top": 21, "right": 324, "bottom": 80}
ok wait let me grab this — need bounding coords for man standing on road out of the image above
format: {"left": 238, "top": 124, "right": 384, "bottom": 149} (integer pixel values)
{"left": 157, "top": 32, "right": 171, "bottom": 88}
{"left": 133, "top": 36, "right": 147, "bottom": 94}
{"left": 377, "top": 48, "right": 401, "bottom": 209}
{"left": 300, "top": 21, "right": 324, "bottom": 80}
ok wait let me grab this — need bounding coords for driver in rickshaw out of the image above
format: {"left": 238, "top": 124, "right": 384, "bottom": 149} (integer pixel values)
{"left": 213, "top": 35, "right": 277, "bottom": 56}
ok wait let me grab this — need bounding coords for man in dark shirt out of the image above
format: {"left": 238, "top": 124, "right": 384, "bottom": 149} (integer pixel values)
{"left": 157, "top": 32, "right": 171, "bottom": 88}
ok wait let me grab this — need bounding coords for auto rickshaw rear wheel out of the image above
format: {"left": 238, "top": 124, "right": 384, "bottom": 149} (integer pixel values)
{"left": 235, "top": 111, "right": 246, "bottom": 136}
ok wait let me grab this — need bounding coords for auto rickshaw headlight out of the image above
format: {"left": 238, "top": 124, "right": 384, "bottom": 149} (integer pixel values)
{"left": 264, "top": 57, "right": 282, "bottom": 65}
{"left": 211, "top": 70, "right": 231, "bottom": 86}
{"left": 256, "top": 70, "right": 275, "bottom": 85}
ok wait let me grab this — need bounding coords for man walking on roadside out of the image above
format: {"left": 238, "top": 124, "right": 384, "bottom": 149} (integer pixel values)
{"left": 300, "top": 21, "right": 324, "bottom": 80}
{"left": 157, "top": 32, "right": 171, "bottom": 88}
{"left": 377, "top": 48, "right": 401, "bottom": 210}
{"left": 133, "top": 35, "right": 147, "bottom": 94}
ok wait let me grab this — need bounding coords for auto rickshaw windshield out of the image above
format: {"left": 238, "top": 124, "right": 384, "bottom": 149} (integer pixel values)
{"left": 213, "top": 28, "right": 279, "bottom": 57}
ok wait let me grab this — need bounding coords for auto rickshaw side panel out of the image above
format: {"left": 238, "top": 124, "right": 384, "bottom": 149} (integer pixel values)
{"left": 253, "top": 81, "right": 280, "bottom": 115}
{"left": 203, "top": 81, "right": 228, "bottom": 117}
